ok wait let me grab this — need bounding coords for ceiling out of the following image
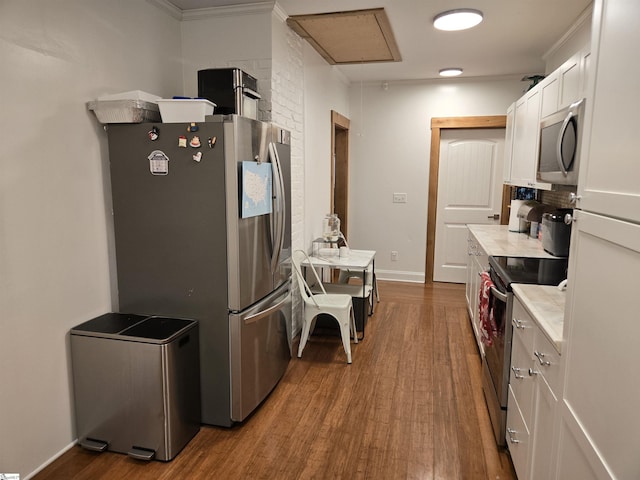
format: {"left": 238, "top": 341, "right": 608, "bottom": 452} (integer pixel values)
{"left": 167, "top": 0, "right": 592, "bottom": 83}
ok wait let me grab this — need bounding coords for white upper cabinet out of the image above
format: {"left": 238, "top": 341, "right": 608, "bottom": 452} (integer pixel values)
{"left": 504, "top": 40, "right": 590, "bottom": 191}
{"left": 558, "top": 52, "right": 582, "bottom": 110}
{"left": 542, "top": 46, "right": 590, "bottom": 120}
{"left": 577, "top": 0, "right": 640, "bottom": 224}
{"left": 539, "top": 70, "right": 560, "bottom": 119}
{"left": 508, "top": 86, "right": 552, "bottom": 190}
{"left": 503, "top": 102, "right": 515, "bottom": 184}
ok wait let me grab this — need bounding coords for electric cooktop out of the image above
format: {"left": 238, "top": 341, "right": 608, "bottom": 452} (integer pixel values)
{"left": 488, "top": 256, "right": 568, "bottom": 292}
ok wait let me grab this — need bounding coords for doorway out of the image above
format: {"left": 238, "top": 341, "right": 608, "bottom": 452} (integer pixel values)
{"left": 426, "top": 116, "right": 509, "bottom": 283}
{"left": 331, "top": 110, "right": 350, "bottom": 239}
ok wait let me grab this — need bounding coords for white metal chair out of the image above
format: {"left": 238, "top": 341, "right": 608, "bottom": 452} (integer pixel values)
{"left": 292, "top": 249, "right": 358, "bottom": 364}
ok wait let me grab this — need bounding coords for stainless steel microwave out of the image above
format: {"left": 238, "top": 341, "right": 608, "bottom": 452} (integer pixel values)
{"left": 537, "top": 98, "right": 585, "bottom": 185}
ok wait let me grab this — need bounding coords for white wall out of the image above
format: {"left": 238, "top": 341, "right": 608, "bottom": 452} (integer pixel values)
{"left": 301, "top": 44, "right": 351, "bottom": 248}
{"left": 0, "top": 1, "right": 182, "bottom": 477}
{"left": 347, "top": 78, "right": 525, "bottom": 282}
{"left": 179, "top": 3, "right": 273, "bottom": 120}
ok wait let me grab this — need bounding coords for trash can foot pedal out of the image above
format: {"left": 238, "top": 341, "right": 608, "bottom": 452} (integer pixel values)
{"left": 128, "top": 447, "right": 156, "bottom": 461}
{"left": 79, "top": 438, "right": 108, "bottom": 452}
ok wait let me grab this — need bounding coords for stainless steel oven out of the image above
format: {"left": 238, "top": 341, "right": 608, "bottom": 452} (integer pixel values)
{"left": 482, "top": 256, "right": 567, "bottom": 446}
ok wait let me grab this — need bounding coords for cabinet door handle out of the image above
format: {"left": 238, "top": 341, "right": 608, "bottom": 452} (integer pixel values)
{"left": 512, "top": 318, "right": 525, "bottom": 329}
{"left": 534, "top": 351, "right": 551, "bottom": 366}
{"left": 507, "top": 428, "right": 520, "bottom": 444}
{"left": 511, "top": 366, "right": 525, "bottom": 379}
{"left": 487, "top": 214, "right": 500, "bottom": 220}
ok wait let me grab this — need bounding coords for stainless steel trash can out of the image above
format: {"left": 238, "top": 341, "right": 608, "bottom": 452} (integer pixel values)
{"left": 70, "top": 313, "right": 200, "bottom": 461}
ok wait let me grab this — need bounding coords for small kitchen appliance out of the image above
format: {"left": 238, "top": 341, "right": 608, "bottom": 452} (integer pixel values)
{"left": 197, "top": 68, "right": 261, "bottom": 119}
{"left": 542, "top": 209, "right": 573, "bottom": 257}
{"left": 537, "top": 98, "right": 585, "bottom": 185}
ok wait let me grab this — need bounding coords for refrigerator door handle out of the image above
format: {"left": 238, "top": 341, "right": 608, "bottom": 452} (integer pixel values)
{"left": 269, "top": 142, "right": 286, "bottom": 273}
{"left": 244, "top": 291, "right": 291, "bottom": 324}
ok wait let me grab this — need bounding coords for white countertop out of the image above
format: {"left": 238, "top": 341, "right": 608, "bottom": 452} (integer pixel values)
{"left": 511, "top": 284, "right": 566, "bottom": 353}
{"left": 468, "top": 224, "right": 556, "bottom": 258}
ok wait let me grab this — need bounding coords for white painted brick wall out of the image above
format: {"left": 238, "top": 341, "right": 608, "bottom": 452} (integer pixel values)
{"left": 202, "top": 10, "right": 305, "bottom": 339}
{"left": 270, "top": 20, "right": 305, "bottom": 338}
{"left": 208, "top": 59, "right": 271, "bottom": 122}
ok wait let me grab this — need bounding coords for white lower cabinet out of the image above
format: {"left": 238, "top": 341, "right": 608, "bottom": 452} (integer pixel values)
{"left": 555, "top": 402, "right": 609, "bottom": 480}
{"left": 507, "top": 387, "right": 531, "bottom": 479}
{"left": 507, "top": 296, "right": 561, "bottom": 480}
{"left": 465, "top": 230, "right": 488, "bottom": 355}
{"left": 529, "top": 373, "right": 557, "bottom": 479}
{"left": 556, "top": 210, "right": 640, "bottom": 479}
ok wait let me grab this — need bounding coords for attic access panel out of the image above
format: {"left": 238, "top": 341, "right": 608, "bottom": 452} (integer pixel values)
{"left": 286, "top": 8, "right": 401, "bottom": 65}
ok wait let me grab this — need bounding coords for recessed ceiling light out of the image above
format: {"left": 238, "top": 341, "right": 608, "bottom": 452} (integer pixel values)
{"left": 439, "top": 68, "right": 463, "bottom": 77}
{"left": 433, "top": 9, "right": 483, "bottom": 31}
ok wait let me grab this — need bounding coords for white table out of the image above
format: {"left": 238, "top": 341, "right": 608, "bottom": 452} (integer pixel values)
{"left": 303, "top": 249, "right": 376, "bottom": 338}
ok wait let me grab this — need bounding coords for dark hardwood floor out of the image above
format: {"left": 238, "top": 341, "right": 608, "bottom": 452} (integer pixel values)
{"left": 35, "top": 281, "right": 516, "bottom": 480}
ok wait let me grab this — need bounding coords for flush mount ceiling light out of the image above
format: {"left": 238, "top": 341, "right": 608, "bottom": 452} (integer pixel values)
{"left": 433, "top": 9, "right": 483, "bottom": 31}
{"left": 439, "top": 68, "right": 463, "bottom": 77}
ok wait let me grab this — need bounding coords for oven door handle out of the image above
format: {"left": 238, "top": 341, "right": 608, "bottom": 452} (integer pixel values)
{"left": 490, "top": 285, "right": 509, "bottom": 303}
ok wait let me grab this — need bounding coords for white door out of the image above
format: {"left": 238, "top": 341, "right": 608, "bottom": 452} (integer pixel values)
{"left": 433, "top": 128, "right": 504, "bottom": 283}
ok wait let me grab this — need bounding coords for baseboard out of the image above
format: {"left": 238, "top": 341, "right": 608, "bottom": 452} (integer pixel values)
{"left": 25, "top": 440, "right": 77, "bottom": 480}
{"left": 375, "top": 269, "right": 425, "bottom": 283}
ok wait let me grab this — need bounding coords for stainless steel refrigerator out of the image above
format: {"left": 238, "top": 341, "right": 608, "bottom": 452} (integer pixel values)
{"left": 107, "top": 115, "right": 291, "bottom": 427}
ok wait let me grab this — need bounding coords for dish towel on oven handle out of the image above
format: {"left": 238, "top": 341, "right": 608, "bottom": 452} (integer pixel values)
{"left": 479, "top": 271, "right": 499, "bottom": 347}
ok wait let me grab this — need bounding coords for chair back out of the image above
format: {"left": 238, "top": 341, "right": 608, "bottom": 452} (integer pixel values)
{"left": 292, "top": 250, "right": 326, "bottom": 308}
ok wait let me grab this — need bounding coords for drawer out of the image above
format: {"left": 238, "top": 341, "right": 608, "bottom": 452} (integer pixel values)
{"left": 532, "top": 329, "right": 562, "bottom": 395}
{"left": 510, "top": 329, "right": 535, "bottom": 427}
{"left": 512, "top": 298, "right": 536, "bottom": 353}
{"left": 506, "top": 386, "right": 531, "bottom": 480}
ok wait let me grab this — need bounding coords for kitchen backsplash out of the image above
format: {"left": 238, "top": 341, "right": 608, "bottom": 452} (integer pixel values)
{"left": 540, "top": 187, "right": 577, "bottom": 209}
{"left": 508, "top": 186, "right": 576, "bottom": 210}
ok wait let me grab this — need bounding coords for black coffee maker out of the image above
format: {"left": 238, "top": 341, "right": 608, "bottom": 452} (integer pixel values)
{"left": 542, "top": 209, "right": 573, "bottom": 257}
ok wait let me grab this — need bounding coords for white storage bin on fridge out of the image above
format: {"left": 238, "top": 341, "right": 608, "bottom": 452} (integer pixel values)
{"left": 157, "top": 99, "right": 216, "bottom": 123}
{"left": 70, "top": 313, "right": 201, "bottom": 461}
{"left": 87, "top": 99, "right": 161, "bottom": 124}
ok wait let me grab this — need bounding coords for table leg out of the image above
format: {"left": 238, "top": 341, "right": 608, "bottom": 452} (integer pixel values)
{"left": 359, "top": 268, "right": 366, "bottom": 340}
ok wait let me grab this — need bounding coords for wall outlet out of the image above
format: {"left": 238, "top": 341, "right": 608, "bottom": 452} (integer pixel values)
{"left": 391, "top": 251, "right": 399, "bottom": 261}
{"left": 392, "top": 193, "right": 407, "bottom": 203}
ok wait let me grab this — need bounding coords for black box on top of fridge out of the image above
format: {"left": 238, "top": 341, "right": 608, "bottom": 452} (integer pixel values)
{"left": 197, "top": 68, "right": 261, "bottom": 119}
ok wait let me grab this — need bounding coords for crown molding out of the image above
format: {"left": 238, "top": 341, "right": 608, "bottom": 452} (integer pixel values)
{"left": 181, "top": 1, "right": 275, "bottom": 21}
{"left": 146, "top": 0, "right": 183, "bottom": 20}
{"left": 542, "top": 5, "right": 592, "bottom": 61}
{"left": 273, "top": 2, "right": 287, "bottom": 22}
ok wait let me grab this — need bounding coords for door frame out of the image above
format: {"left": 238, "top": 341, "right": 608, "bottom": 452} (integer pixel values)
{"left": 331, "top": 110, "right": 350, "bottom": 239}
{"left": 426, "top": 116, "right": 508, "bottom": 283}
